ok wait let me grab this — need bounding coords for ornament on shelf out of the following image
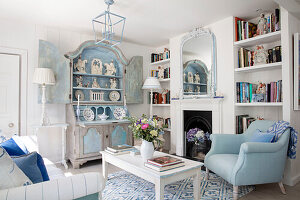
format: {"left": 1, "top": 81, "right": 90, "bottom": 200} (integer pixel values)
{"left": 74, "top": 55, "right": 87, "bottom": 73}
{"left": 188, "top": 72, "right": 194, "bottom": 83}
{"left": 188, "top": 86, "right": 193, "bottom": 93}
{"left": 257, "top": 13, "right": 267, "bottom": 35}
{"left": 254, "top": 45, "right": 267, "bottom": 65}
{"left": 92, "top": 78, "right": 101, "bottom": 88}
{"left": 91, "top": 58, "right": 103, "bottom": 75}
{"left": 158, "top": 66, "right": 164, "bottom": 79}
{"left": 110, "top": 78, "right": 117, "bottom": 89}
{"left": 161, "top": 89, "right": 168, "bottom": 104}
{"left": 75, "top": 75, "right": 83, "bottom": 87}
{"left": 195, "top": 86, "right": 200, "bottom": 93}
{"left": 104, "top": 60, "right": 116, "bottom": 76}
{"left": 194, "top": 72, "right": 200, "bottom": 84}
{"left": 83, "top": 81, "right": 90, "bottom": 88}
{"left": 90, "top": 91, "right": 104, "bottom": 101}
{"left": 256, "top": 82, "right": 266, "bottom": 94}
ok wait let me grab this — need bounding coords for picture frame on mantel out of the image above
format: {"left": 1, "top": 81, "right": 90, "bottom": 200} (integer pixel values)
{"left": 294, "top": 33, "right": 300, "bottom": 110}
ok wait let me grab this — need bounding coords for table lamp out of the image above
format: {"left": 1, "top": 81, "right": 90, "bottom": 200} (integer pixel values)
{"left": 33, "top": 68, "right": 56, "bottom": 126}
{"left": 142, "top": 77, "right": 161, "bottom": 118}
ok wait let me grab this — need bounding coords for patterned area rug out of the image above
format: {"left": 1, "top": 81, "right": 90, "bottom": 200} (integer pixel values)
{"left": 103, "top": 170, "right": 255, "bottom": 200}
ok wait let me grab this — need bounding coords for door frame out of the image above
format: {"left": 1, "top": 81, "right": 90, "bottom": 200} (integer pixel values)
{"left": 0, "top": 46, "right": 28, "bottom": 136}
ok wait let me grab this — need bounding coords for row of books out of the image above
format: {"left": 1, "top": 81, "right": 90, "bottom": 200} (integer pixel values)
{"left": 149, "top": 90, "right": 171, "bottom": 104}
{"left": 153, "top": 115, "right": 171, "bottom": 129}
{"left": 105, "top": 144, "right": 138, "bottom": 155}
{"left": 236, "top": 81, "right": 282, "bottom": 103}
{"left": 236, "top": 115, "right": 256, "bottom": 134}
{"left": 235, "top": 8, "right": 280, "bottom": 41}
{"left": 144, "top": 156, "right": 184, "bottom": 172}
{"left": 151, "top": 48, "right": 170, "bottom": 63}
{"left": 150, "top": 67, "right": 170, "bottom": 79}
{"left": 238, "top": 46, "right": 282, "bottom": 68}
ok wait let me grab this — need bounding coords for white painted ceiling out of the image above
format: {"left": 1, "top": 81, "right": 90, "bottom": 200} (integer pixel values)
{"left": 0, "top": 0, "right": 278, "bottom": 47}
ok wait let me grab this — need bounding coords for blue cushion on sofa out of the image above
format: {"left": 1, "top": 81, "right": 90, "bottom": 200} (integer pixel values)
{"left": 36, "top": 153, "right": 49, "bottom": 181}
{"left": 250, "top": 129, "right": 275, "bottom": 143}
{"left": 0, "top": 135, "right": 29, "bottom": 156}
{"left": 12, "top": 152, "right": 43, "bottom": 184}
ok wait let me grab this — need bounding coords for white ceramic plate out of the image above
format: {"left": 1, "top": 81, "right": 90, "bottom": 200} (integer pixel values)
{"left": 113, "top": 107, "right": 126, "bottom": 120}
{"left": 109, "top": 91, "right": 120, "bottom": 101}
{"left": 83, "top": 108, "right": 95, "bottom": 121}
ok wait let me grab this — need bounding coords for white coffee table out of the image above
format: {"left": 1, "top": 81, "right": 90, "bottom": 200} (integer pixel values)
{"left": 100, "top": 150, "right": 203, "bottom": 200}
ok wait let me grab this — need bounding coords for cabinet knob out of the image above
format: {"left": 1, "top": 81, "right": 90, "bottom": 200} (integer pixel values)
{"left": 8, "top": 123, "right": 14, "bottom": 128}
{"left": 106, "top": 135, "right": 108, "bottom": 138}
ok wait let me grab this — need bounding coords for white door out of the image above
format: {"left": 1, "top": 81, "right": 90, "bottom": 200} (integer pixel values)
{"left": 0, "top": 53, "right": 20, "bottom": 137}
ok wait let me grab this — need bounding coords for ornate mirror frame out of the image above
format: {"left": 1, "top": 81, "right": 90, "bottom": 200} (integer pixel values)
{"left": 180, "top": 28, "right": 217, "bottom": 98}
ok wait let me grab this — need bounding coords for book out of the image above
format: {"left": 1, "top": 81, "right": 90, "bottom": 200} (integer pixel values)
{"left": 147, "top": 156, "right": 182, "bottom": 167}
{"left": 105, "top": 149, "right": 132, "bottom": 155}
{"left": 106, "top": 144, "right": 135, "bottom": 153}
{"left": 144, "top": 162, "right": 185, "bottom": 172}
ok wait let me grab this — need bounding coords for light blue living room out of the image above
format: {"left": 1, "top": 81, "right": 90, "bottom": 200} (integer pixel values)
{"left": 1, "top": 0, "right": 300, "bottom": 199}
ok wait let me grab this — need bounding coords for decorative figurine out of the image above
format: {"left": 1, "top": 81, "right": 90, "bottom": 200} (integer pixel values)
{"left": 104, "top": 60, "right": 116, "bottom": 76}
{"left": 110, "top": 78, "right": 117, "bottom": 89}
{"left": 161, "top": 89, "right": 168, "bottom": 104}
{"left": 83, "top": 81, "right": 90, "bottom": 88}
{"left": 195, "top": 86, "right": 200, "bottom": 93}
{"left": 91, "top": 78, "right": 100, "bottom": 88}
{"left": 158, "top": 66, "right": 164, "bottom": 79}
{"left": 188, "top": 72, "right": 194, "bottom": 83}
{"left": 194, "top": 72, "right": 200, "bottom": 84}
{"left": 91, "top": 58, "right": 103, "bottom": 75}
{"left": 188, "top": 86, "right": 193, "bottom": 93}
{"left": 257, "top": 13, "right": 267, "bottom": 35}
{"left": 75, "top": 75, "right": 83, "bottom": 87}
{"left": 256, "top": 82, "right": 266, "bottom": 94}
{"left": 183, "top": 73, "right": 186, "bottom": 83}
{"left": 74, "top": 55, "right": 88, "bottom": 73}
{"left": 105, "top": 83, "right": 109, "bottom": 88}
{"left": 254, "top": 45, "right": 267, "bottom": 65}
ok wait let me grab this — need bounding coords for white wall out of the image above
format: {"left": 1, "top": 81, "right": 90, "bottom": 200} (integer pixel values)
{"left": 281, "top": 8, "right": 300, "bottom": 186}
{"left": 0, "top": 19, "right": 153, "bottom": 162}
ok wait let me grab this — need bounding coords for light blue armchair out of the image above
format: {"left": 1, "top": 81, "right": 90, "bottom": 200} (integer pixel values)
{"left": 204, "top": 120, "right": 290, "bottom": 200}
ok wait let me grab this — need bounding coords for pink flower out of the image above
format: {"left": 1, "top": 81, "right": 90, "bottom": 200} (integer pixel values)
{"left": 141, "top": 124, "right": 149, "bottom": 130}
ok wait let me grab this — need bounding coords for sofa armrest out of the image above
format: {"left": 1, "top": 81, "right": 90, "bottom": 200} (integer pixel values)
{"left": 0, "top": 172, "right": 105, "bottom": 200}
{"left": 240, "top": 142, "right": 284, "bottom": 154}
{"left": 206, "top": 134, "right": 245, "bottom": 157}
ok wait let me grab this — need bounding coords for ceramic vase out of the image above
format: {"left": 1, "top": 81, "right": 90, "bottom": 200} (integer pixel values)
{"left": 141, "top": 140, "right": 154, "bottom": 162}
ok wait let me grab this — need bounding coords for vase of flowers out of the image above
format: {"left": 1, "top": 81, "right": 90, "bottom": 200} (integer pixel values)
{"left": 186, "top": 128, "right": 210, "bottom": 157}
{"left": 127, "top": 115, "right": 163, "bottom": 161}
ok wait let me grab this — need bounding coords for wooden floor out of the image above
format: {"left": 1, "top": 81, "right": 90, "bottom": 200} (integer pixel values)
{"left": 58, "top": 160, "right": 300, "bottom": 200}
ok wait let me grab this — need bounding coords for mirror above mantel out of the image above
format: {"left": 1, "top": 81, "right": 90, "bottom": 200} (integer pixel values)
{"left": 180, "top": 28, "right": 217, "bottom": 98}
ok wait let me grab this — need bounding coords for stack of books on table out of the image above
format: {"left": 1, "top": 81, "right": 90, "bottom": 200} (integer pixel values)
{"left": 105, "top": 144, "right": 136, "bottom": 155}
{"left": 144, "top": 156, "right": 185, "bottom": 172}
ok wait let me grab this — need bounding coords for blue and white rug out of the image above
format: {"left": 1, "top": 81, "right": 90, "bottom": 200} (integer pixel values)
{"left": 103, "top": 170, "right": 254, "bottom": 200}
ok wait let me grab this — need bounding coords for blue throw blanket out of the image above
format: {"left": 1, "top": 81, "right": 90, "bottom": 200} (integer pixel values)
{"left": 267, "top": 121, "right": 298, "bottom": 159}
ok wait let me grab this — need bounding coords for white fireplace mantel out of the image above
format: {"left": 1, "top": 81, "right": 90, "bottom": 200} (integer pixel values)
{"left": 171, "top": 98, "right": 223, "bottom": 156}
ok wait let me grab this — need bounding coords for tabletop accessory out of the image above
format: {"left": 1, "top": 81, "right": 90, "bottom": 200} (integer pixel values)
{"left": 142, "top": 77, "right": 161, "bottom": 118}
{"left": 126, "top": 116, "right": 164, "bottom": 161}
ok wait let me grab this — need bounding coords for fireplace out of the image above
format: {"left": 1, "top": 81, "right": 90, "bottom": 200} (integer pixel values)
{"left": 184, "top": 110, "right": 212, "bottom": 162}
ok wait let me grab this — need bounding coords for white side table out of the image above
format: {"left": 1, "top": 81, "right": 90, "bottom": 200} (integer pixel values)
{"left": 32, "top": 123, "right": 69, "bottom": 169}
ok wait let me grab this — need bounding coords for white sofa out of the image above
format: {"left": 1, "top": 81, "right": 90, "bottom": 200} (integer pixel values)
{"left": 0, "top": 136, "right": 105, "bottom": 200}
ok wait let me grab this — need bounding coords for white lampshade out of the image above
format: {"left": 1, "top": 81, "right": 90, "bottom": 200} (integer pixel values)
{"left": 142, "top": 77, "right": 161, "bottom": 90}
{"left": 33, "top": 68, "right": 56, "bottom": 85}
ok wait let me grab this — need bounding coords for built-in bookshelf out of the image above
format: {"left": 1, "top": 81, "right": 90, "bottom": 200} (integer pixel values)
{"left": 233, "top": 8, "right": 283, "bottom": 133}
{"left": 149, "top": 47, "right": 171, "bottom": 153}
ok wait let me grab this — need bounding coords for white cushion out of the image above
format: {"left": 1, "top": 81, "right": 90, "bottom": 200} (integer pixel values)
{"left": 0, "top": 147, "right": 32, "bottom": 189}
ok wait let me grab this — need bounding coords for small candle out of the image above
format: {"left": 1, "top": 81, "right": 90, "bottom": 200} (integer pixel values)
{"left": 77, "top": 94, "right": 80, "bottom": 106}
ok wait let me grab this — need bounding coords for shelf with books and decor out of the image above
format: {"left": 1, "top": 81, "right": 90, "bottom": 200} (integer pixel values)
{"left": 150, "top": 58, "right": 170, "bottom": 66}
{"left": 235, "top": 62, "right": 282, "bottom": 72}
{"left": 233, "top": 7, "right": 284, "bottom": 133}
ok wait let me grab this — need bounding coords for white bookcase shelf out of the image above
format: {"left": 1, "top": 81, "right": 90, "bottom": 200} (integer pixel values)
{"left": 235, "top": 62, "right": 282, "bottom": 73}
{"left": 153, "top": 104, "right": 171, "bottom": 107}
{"left": 159, "top": 78, "right": 170, "bottom": 82}
{"left": 234, "top": 31, "right": 281, "bottom": 47}
{"left": 150, "top": 58, "right": 170, "bottom": 65}
{"left": 235, "top": 102, "right": 283, "bottom": 107}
